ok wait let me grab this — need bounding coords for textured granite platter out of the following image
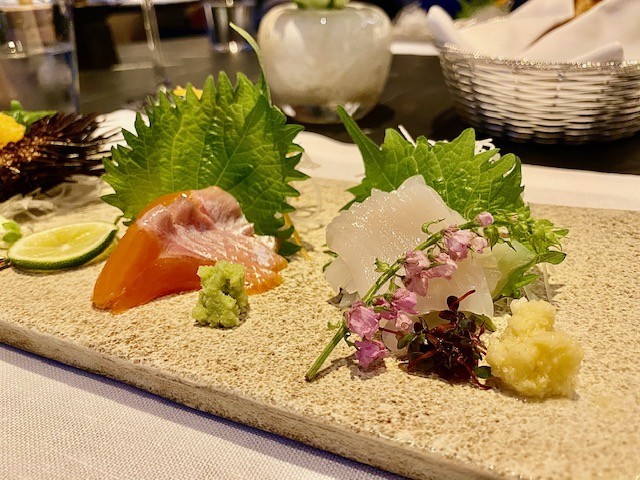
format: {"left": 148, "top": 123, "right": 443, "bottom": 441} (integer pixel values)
{"left": 1, "top": 179, "right": 639, "bottom": 480}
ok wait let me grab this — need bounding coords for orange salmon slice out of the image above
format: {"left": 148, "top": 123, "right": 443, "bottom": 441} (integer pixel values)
{"left": 93, "top": 187, "right": 287, "bottom": 313}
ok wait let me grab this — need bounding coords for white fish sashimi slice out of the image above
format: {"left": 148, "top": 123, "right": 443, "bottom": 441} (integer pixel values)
{"left": 324, "top": 257, "right": 358, "bottom": 294}
{"left": 477, "top": 241, "right": 536, "bottom": 298}
{"left": 415, "top": 257, "right": 493, "bottom": 315}
{"left": 326, "top": 176, "right": 464, "bottom": 293}
{"left": 325, "top": 175, "right": 494, "bottom": 317}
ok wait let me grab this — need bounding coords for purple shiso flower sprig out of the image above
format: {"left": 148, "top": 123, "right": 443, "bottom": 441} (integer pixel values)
{"left": 305, "top": 212, "right": 495, "bottom": 381}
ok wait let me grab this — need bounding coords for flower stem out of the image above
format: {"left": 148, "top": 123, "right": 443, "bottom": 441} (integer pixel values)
{"left": 361, "top": 224, "right": 464, "bottom": 304}
{"left": 305, "top": 321, "right": 347, "bottom": 381}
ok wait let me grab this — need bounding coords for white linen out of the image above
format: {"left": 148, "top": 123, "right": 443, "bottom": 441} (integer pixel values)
{"left": 571, "top": 41, "right": 624, "bottom": 63}
{"left": 452, "top": 0, "right": 574, "bottom": 58}
{"left": 426, "top": 0, "right": 639, "bottom": 62}
{"left": 0, "top": 344, "right": 399, "bottom": 480}
{"left": 522, "top": 0, "right": 640, "bottom": 62}
{"left": 390, "top": 41, "right": 439, "bottom": 57}
{"left": 424, "top": 5, "right": 473, "bottom": 51}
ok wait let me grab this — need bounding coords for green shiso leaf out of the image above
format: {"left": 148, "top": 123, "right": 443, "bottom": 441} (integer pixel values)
{"left": 338, "top": 106, "right": 524, "bottom": 217}
{"left": 102, "top": 74, "right": 308, "bottom": 250}
{"left": 229, "top": 23, "right": 270, "bottom": 104}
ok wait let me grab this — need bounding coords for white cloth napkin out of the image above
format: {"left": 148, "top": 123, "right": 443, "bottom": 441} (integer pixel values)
{"left": 426, "top": 0, "right": 639, "bottom": 62}
{"left": 523, "top": 0, "right": 640, "bottom": 62}
{"left": 453, "top": 0, "right": 574, "bottom": 58}
{"left": 424, "top": 5, "right": 474, "bottom": 51}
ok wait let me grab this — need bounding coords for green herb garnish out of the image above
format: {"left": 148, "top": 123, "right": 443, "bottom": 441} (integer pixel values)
{"left": 0, "top": 216, "right": 22, "bottom": 249}
{"left": 404, "top": 290, "right": 495, "bottom": 388}
{"left": 457, "top": 0, "right": 499, "bottom": 19}
{"left": 2, "top": 100, "right": 56, "bottom": 128}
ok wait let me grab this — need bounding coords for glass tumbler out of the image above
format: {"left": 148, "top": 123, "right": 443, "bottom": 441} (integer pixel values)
{"left": 0, "top": 0, "right": 79, "bottom": 113}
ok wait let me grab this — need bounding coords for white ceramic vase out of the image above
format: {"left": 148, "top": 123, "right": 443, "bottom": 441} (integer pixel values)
{"left": 257, "top": 2, "right": 392, "bottom": 123}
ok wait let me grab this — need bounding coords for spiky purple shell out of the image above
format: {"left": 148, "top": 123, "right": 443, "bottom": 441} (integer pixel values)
{"left": 0, "top": 113, "right": 110, "bottom": 201}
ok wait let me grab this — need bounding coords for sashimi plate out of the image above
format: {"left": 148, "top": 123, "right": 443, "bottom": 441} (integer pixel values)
{"left": 0, "top": 179, "right": 639, "bottom": 480}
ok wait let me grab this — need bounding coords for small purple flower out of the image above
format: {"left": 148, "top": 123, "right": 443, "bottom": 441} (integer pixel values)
{"left": 403, "top": 250, "right": 430, "bottom": 296}
{"left": 345, "top": 302, "right": 379, "bottom": 340}
{"left": 404, "top": 250, "right": 429, "bottom": 275}
{"left": 354, "top": 339, "right": 387, "bottom": 369}
{"left": 426, "top": 252, "right": 457, "bottom": 280}
{"left": 444, "top": 228, "right": 475, "bottom": 261}
{"left": 375, "top": 288, "right": 417, "bottom": 330}
{"left": 404, "top": 273, "right": 429, "bottom": 297}
{"left": 476, "top": 212, "right": 494, "bottom": 226}
{"left": 373, "top": 296, "right": 390, "bottom": 309}
{"left": 470, "top": 235, "right": 489, "bottom": 253}
{"left": 391, "top": 288, "right": 418, "bottom": 314}
{"left": 393, "top": 312, "right": 413, "bottom": 331}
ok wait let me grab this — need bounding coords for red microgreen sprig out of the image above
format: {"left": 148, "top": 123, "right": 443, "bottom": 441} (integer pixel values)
{"left": 402, "top": 290, "right": 495, "bottom": 388}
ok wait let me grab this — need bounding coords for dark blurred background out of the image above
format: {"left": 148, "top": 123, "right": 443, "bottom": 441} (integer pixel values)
{"left": 74, "top": 0, "right": 529, "bottom": 70}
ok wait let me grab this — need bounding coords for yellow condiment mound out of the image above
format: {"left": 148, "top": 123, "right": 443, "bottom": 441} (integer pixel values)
{"left": 486, "top": 299, "right": 583, "bottom": 398}
{"left": 0, "top": 113, "right": 26, "bottom": 149}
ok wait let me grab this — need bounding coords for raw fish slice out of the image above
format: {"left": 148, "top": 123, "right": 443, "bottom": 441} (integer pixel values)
{"left": 93, "top": 187, "right": 286, "bottom": 313}
{"left": 477, "top": 241, "right": 535, "bottom": 298}
{"left": 325, "top": 175, "right": 493, "bottom": 317}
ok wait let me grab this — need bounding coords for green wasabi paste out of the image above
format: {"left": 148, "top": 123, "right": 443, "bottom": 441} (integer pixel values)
{"left": 192, "top": 262, "right": 249, "bottom": 328}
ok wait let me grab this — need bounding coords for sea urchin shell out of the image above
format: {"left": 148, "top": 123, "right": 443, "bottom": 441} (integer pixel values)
{"left": 0, "top": 113, "right": 110, "bottom": 202}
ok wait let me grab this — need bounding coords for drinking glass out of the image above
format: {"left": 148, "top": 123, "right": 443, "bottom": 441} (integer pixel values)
{"left": 202, "top": 0, "right": 255, "bottom": 53}
{"left": 140, "top": 0, "right": 169, "bottom": 88}
{"left": 0, "top": 0, "right": 79, "bottom": 112}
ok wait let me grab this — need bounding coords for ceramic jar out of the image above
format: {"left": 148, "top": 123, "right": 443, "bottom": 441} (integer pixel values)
{"left": 258, "top": 2, "right": 392, "bottom": 123}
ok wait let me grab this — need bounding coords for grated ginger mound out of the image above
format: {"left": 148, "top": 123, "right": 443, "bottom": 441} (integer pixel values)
{"left": 486, "top": 299, "right": 583, "bottom": 398}
{"left": 0, "top": 113, "right": 26, "bottom": 149}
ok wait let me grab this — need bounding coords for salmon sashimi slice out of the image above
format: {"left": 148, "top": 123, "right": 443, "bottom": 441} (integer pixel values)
{"left": 93, "top": 186, "right": 287, "bottom": 313}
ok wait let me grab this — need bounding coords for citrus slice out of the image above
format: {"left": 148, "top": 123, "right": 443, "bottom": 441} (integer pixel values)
{"left": 8, "top": 222, "right": 118, "bottom": 271}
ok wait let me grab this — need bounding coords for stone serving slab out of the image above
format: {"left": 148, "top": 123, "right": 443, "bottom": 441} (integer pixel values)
{"left": 1, "top": 179, "right": 638, "bottom": 480}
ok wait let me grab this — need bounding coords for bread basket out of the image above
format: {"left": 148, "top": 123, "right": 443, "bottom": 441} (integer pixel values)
{"left": 438, "top": 44, "right": 640, "bottom": 144}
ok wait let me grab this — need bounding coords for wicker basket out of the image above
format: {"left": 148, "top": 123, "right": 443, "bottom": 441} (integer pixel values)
{"left": 438, "top": 44, "right": 640, "bottom": 144}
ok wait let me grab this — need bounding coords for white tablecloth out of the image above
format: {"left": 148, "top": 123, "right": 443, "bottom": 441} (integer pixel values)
{"left": 0, "top": 345, "right": 401, "bottom": 480}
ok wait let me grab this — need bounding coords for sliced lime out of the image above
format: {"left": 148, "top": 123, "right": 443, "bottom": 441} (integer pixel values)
{"left": 7, "top": 222, "right": 117, "bottom": 271}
